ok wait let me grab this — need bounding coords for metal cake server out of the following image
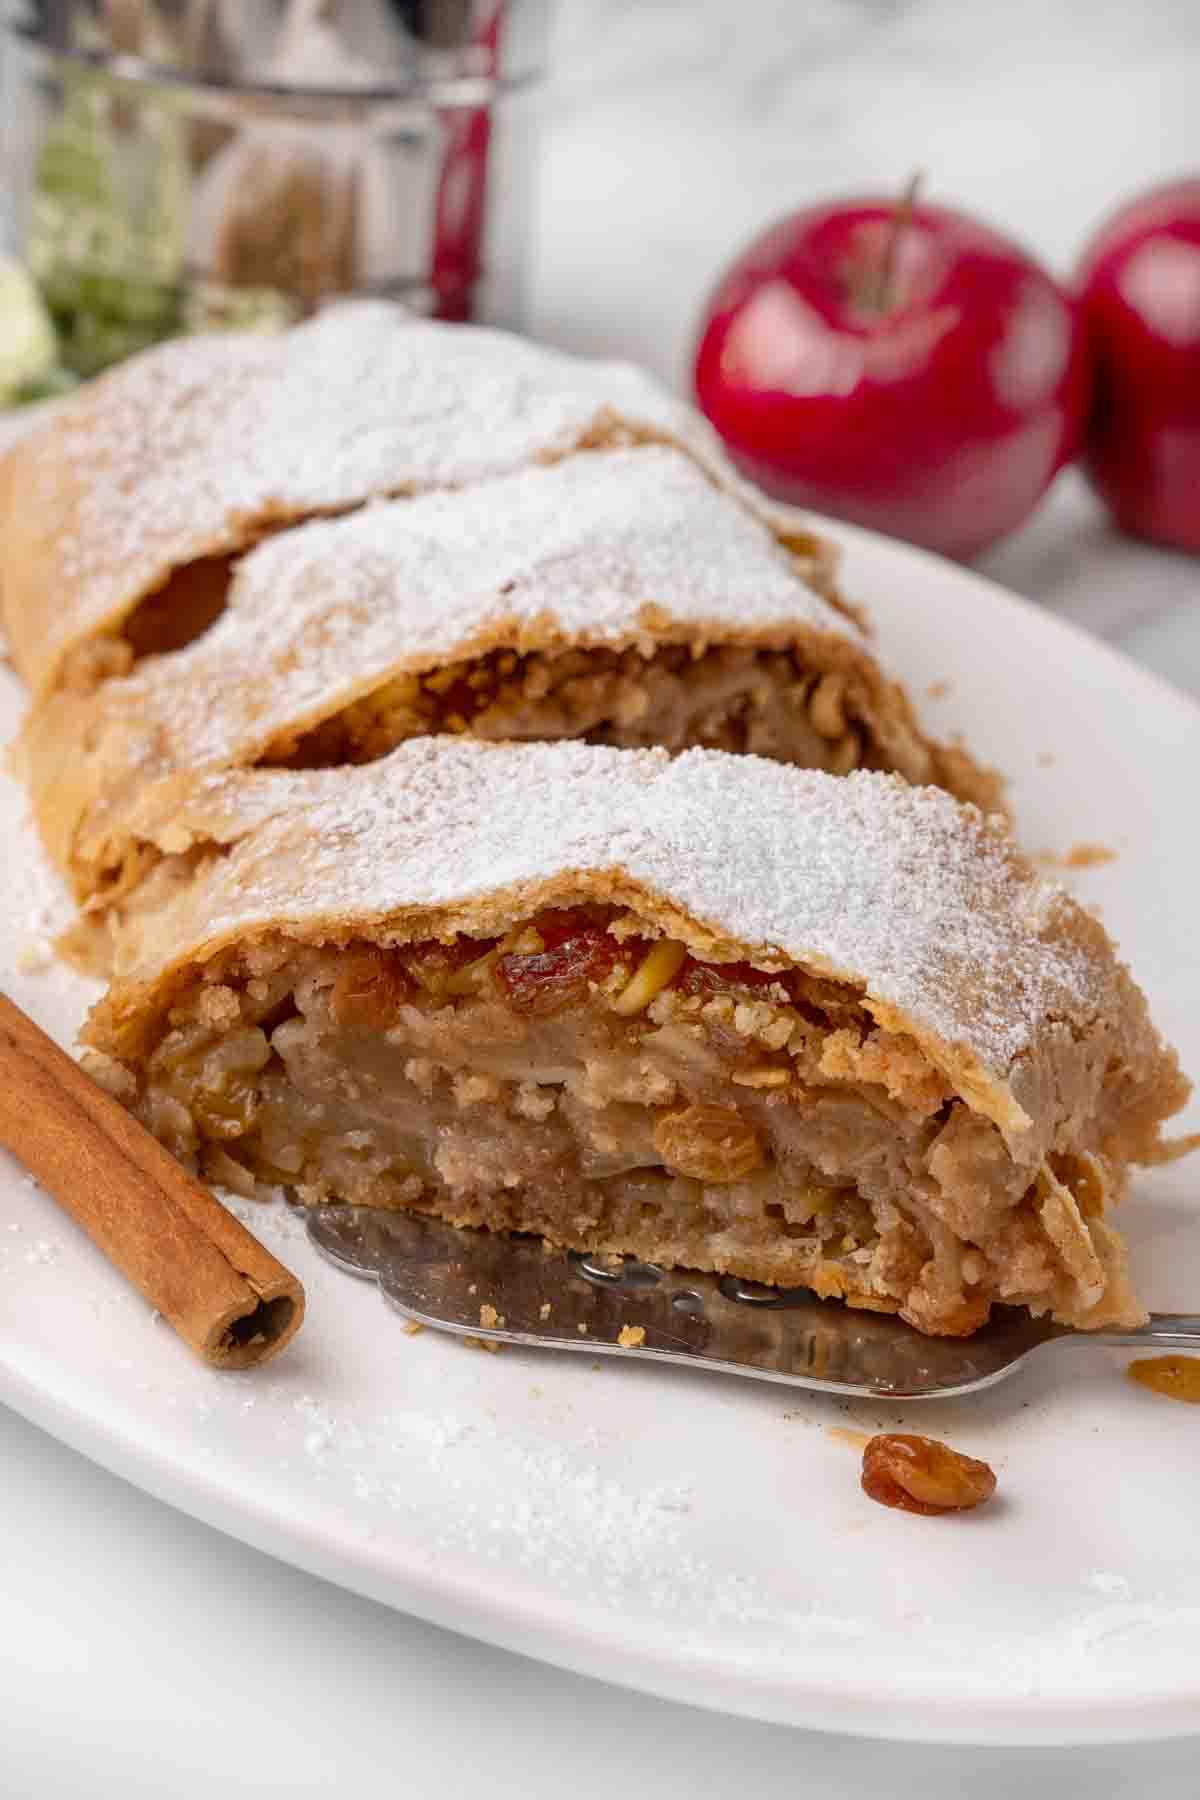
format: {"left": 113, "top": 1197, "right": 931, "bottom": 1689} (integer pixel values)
{"left": 305, "top": 1208, "right": 1200, "bottom": 1400}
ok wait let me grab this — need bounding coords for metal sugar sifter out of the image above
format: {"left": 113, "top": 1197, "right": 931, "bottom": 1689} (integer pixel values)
{"left": 2, "top": 0, "right": 552, "bottom": 373}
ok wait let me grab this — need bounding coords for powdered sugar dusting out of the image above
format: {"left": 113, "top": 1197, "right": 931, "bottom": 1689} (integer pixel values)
{"left": 452, "top": 1442, "right": 770, "bottom": 1625}
{"left": 1085, "top": 1571, "right": 1132, "bottom": 1598}
{"left": 23, "top": 1238, "right": 60, "bottom": 1266}
{"left": 8, "top": 302, "right": 714, "bottom": 691}
{"left": 125, "top": 738, "right": 1110, "bottom": 1079}
{"left": 0, "top": 759, "right": 83, "bottom": 972}
{"left": 77, "top": 444, "right": 858, "bottom": 775}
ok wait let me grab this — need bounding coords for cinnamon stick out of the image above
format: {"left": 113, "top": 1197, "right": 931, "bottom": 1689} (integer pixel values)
{"left": 0, "top": 994, "right": 304, "bottom": 1368}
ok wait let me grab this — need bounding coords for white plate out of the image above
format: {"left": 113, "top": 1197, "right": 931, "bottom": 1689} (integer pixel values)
{"left": 2, "top": 523, "right": 1198, "bottom": 1748}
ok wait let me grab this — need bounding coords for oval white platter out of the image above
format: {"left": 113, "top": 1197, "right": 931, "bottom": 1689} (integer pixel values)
{"left": 1, "top": 519, "right": 1198, "bottom": 1747}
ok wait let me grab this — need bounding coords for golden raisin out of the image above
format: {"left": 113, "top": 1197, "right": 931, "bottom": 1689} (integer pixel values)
{"left": 406, "top": 936, "right": 498, "bottom": 999}
{"left": 1128, "top": 1355, "right": 1200, "bottom": 1403}
{"left": 653, "top": 1103, "right": 763, "bottom": 1183}
{"left": 329, "top": 947, "right": 413, "bottom": 1028}
{"left": 191, "top": 1071, "right": 260, "bottom": 1140}
{"left": 861, "top": 1434, "right": 996, "bottom": 1516}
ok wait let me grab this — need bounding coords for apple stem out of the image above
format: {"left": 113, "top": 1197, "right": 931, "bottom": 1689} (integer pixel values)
{"left": 872, "top": 170, "right": 925, "bottom": 313}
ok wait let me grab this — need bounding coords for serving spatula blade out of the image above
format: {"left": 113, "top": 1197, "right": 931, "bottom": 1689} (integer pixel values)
{"left": 304, "top": 1207, "right": 1200, "bottom": 1398}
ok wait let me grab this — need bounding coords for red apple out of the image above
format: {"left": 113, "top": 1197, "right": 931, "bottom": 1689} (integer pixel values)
{"left": 1076, "top": 178, "right": 1200, "bottom": 553}
{"left": 693, "top": 198, "right": 1088, "bottom": 560}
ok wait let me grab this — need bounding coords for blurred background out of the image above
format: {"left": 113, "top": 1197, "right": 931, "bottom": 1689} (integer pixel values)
{"left": 2, "top": 0, "right": 1198, "bottom": 660}
{"left": 529, "top": 0, "right": 1200, "bottom": 648}
{"left": 535, "top": 0, "right": 1198, "bottom": 380}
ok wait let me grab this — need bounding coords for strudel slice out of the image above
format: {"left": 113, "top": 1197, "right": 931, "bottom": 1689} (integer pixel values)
{"left": 21, "top": 444, "right": 996, "bottom": 912}
{"left": 0, "top": 300, "right": 832, "bottom": 702}
{"left": 82, "top": 738, "right": 1191, "bottom": 1338}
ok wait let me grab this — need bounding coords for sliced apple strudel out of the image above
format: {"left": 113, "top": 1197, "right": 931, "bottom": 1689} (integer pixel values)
{"left": 0, "top": 300, "right": 836, "bottom": 703}
{"left": 19, "top": 442, "right": 997, "bottom": 923}
{"left": 81, "top": 738, "right": 1190, "bottom": 1338}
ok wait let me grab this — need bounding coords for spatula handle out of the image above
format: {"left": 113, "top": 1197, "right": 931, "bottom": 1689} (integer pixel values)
{"left": 1085, "top": 1314, "right": 1200, "bottom": 1350}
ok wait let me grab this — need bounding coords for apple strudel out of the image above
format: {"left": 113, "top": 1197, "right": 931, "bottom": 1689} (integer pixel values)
{"left": 0, "top": 301, "right": 833, "bottom": 701}
{"left": 81, "top": 738, "right": 1190, "bottom": 1338}
{"left": 19, "top": 442, "right": 997, "bottom": 914}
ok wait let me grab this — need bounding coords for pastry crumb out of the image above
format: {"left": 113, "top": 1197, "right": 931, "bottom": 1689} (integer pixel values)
{"left": 827, "top": 1425, "right": 872, "bottom": 1450}
{"left": 1033, "top": 841, "right": 1118, "bottom": 873}
{"left": 538, "top": 1301, "right": 552, "bottom": 1320}
{"left": 926, "top": 679, "right": 952, "bottom": 700}
{"left": 617, "top": 1324, "right": 646, "bottom": 1348}
{"left": 15, "top": 938, "right": 54, "bottom": 973}
{"left": 461, "top": 1334, "right": 502, "bottom": 1354}
{"left": 402, "top": 1320, "right": 425, "bottom": 1337}
{"left": 479, "top": 1302, "right": 504, "bottom": 1328}
{"left": 1064, "top": 841, "right": 1117, "bottom": 869}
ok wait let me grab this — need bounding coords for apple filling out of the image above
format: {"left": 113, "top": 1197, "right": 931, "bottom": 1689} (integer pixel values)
{"left": 264, "top": 643, "right": 880, "bottom": 776}
{"left": 41, "top": 635, "right": 988, "bottom": 937}
{"left": 85, "top": 908, "right": 1131, "bottom": 1337}
{"left": 57, "top": 555, "right": 239, "bottom": 693}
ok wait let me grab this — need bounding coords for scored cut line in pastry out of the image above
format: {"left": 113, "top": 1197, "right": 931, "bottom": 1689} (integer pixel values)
{"left": 22, "top": 443, "right": 999, "bottom": 915}
{"left": 82, "top": 737, "right": 1190, "bottom": 1339}
{"left": 0, "top": 300, "right": 835, "bottom": 702}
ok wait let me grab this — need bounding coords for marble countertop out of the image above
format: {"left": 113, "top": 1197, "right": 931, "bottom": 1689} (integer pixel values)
{"left": 2, "top": 0, "right": 1200, "bottom": 1793}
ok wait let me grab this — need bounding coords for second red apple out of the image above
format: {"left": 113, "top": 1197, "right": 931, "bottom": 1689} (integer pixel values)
{"left": 1076, "top": 178, "right": 1200, "bottom": 554}
{"left": 694, "top": 198, "right": 1088, "bottom": 560}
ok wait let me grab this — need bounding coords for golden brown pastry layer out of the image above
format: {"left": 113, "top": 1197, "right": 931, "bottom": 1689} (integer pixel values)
{"left": 17, "top": 445, "right": 997, "bottom": 911}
